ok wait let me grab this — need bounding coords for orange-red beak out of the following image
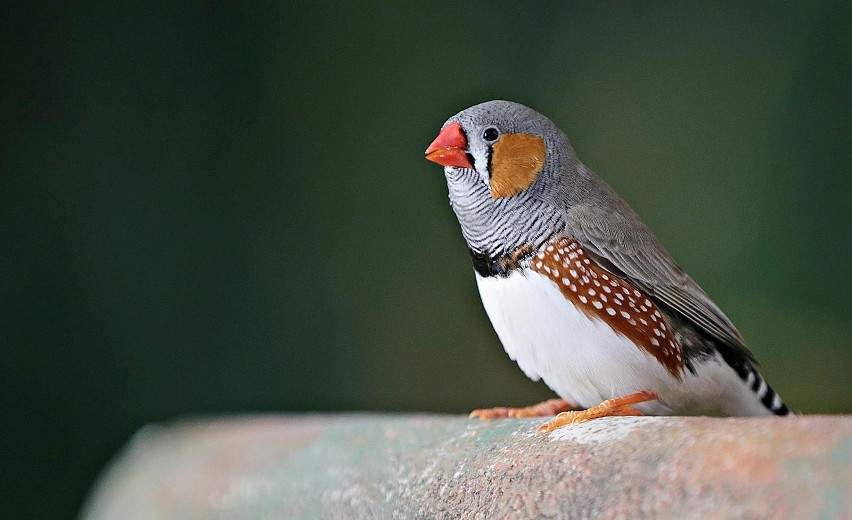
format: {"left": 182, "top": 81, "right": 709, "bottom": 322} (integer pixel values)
{"left": 425, "top": 122, "right": 472, "bottom": 168}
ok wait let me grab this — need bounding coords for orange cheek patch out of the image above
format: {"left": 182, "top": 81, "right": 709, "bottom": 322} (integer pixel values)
{"left": 489, "top": 133, "right": 546, "bottom": 199}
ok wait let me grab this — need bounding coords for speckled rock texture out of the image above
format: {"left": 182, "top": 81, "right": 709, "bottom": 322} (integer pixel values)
{"left": 81, "top": 414, "right": 851, "bottom": 520}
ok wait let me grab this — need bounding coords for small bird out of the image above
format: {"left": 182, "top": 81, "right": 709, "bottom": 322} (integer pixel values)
{"left": 425, "top": 100, "right": 793, "bottom": 432}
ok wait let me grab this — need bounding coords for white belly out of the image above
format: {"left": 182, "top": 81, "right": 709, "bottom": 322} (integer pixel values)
{"left": 475, "top": 269, "right": 762, "bottom": 415}
{"left": 476, "top": 269, "right": 780, "bottom": 415}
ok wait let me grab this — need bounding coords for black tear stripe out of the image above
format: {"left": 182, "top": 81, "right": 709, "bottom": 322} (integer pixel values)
{"left": 458, "top": 126, "right": 474, "bottom": 170}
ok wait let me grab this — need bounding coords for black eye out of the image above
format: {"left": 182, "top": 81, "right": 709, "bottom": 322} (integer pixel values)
{"left": 482, "top": 127, "right": 500, "bottom": 143}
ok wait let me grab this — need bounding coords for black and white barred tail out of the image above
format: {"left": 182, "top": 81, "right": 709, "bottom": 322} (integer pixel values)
{"left": 741, "top": 364, "right": 793, "bottom": 416}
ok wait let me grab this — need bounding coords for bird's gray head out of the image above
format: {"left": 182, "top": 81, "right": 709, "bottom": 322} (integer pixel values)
{"left": 425, "top": 100, "right": 588, "bottom": 261}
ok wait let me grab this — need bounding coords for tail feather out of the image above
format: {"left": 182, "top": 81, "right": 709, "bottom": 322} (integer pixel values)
{"left": 743, "top": 365, "right": 792, "bottom": 416}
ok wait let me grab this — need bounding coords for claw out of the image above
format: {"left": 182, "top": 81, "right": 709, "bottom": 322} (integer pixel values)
{"left": 469, "top": 398, "right": 576, "bottom": 420}
{"left": 536, "top": 391, "right": 656, "bottom": 433}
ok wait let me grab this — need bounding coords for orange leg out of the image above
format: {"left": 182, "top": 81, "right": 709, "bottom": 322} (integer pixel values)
{"left": 536, "top": 391, "right": 657, "bottom": 432}
{"left": 470, "top": 398, "right": 576, "bottom": 419}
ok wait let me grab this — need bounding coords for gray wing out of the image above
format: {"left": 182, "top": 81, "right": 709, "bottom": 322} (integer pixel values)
{"left": 565, "top": 204, "right": 756, "bottom": 362}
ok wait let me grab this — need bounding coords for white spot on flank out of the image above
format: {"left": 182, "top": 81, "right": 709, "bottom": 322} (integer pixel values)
{"left": 569, "top": 270, "right": 577, "bottom": 278}
{"left": 602, "top": 274, "right": 609, "bottom": 280}
{"left": 645, "top": 299, "right": 652, "bottom": 307}
{"left": 544, "top": 266, "right": 551, "bottom": 274}
{"left": 588, "top": 289, "right": 596, "bottom": 296}
{"left": 620, "top": 311, "right": 630, "bottom": 319}
{"left": 650, "top": 338, "right": 660, "bottom": 347}
{"left": 639, "top": 318, "right": 648, "bottom": 325}
{"left": 603, "top": 285, "right": 611, "bottom": 293}
{"left": 547, "top": 245, "right": 554, "bottom": 252}
{"left": 576, "top": 261, "right": 582, "bottom": 268}
{"left": 606, "top": 307, "right": 616, "bottom": 316}
{"left": 554, "top": 254, "right": 560, "bottom": 261}
{"left": 552, "top": 269, "right": 559, "bottom": 277}
{"left": 653, "top": 328, "right": 661, "bottom": 336}
{"left": 593, "top": 301, "right": 603, "bottom": 309}
{"left": 583, "top": 259, "right": 590, "bottom": 264}
{"left": 570, "top": 284, "right": 577, "bottom": 292}
{"left": 600, "top": 295, "right": 607, "bottom": 302}
{"left": 562, "top": 278, "right": 571, "bottom": 286}
{"left": 536, "top": 261, "right": 543, "bottom": 268}
{"left": 579, "top": 295, "right": 587, "bottom": 303}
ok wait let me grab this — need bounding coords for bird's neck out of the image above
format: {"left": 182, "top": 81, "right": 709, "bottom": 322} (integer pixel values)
{"left": 445, "top": 168, "right": 565, "bottom": 276}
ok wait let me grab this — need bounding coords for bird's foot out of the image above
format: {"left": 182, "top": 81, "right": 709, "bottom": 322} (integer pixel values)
{"left": 536, "top": 391, "right": 657, "bottom": 432}
{"left": 469, "top": 398, "right": 576, "bottom": 419}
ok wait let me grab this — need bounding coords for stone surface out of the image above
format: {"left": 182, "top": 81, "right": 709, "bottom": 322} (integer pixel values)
{"left": 80, "top": 414, "right": 851, "bottom": 519}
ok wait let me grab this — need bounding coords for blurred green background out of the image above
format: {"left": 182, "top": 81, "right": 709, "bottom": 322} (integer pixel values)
{"left": 2, "top": 2, "right": 851, "bottom": 518}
